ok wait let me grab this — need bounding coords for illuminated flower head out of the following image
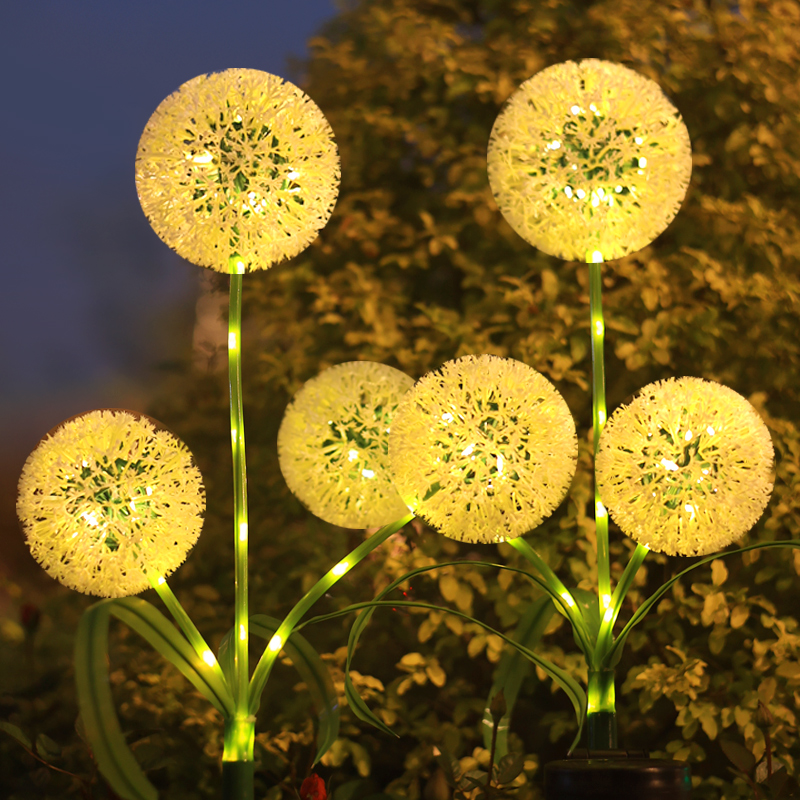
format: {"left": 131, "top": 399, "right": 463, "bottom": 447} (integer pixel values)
{"left": 278, "top": 362, "right": 414, "bottom": 528}
{"left": 136, "top": 69, "right": 340, "bottom": 273}
{"left": 597, "top": 378, "right": 774, "bottom": 556}
{"left": 487, "top": 59, "right": 692, "bottom": 261}
{"left": 388, "top": 355, "right": 577, "bottom": 543}
{"left": 17, "top": 410, "right": 205, "bottom": 598}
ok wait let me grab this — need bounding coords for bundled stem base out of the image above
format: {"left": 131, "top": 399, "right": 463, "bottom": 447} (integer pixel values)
{"left": 222, "top": 761, "right": 255, "bottom": 800}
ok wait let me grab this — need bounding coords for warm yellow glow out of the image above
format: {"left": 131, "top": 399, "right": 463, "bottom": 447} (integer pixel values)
{"left": 487, "top": 59, "right": 692, "bottom": 261}
{"left": 136, "top": 69, "right": 340, "bottom": 273}
{"left": 601, "top": 593, "right": 611, "bottom": 609}
{"left": 595, "top": 500, "right": 608, "bottom": 519}
{"left": 560, "top": 591, "right": 577, "bottom": 608}
{"left": 231, "top": 428, "right": 238, "bottom": 443}
{"left": 597, "top": 377, "right": 774, "bottom": 556}
{"left": 388, "top": 355, "right": 577, "bottom": 543}
{"left": 594, "top": 319, "right": 604, "bottom": 336}
{"left": 278, "top": 361, "right": 413, "bottom": 528}
{"left": 17, "top": 410, "right": 205, "bottom": 598}
{"left": 238, "top": 522, "right": 248, "bottom": 542}
{"left": 157, "top": 575, "right": 166, "bottom": 586}
{"left": 228, "top": 332, "right": 237, "bottom": 350}
{"left": 598, "top": 409, "right": 607, "bottom": 426}
{"left": 331, "top": 561, "right": 349, "bottom": 576}
{"left": 603, "top": 606, "right": 614, "bottom": 623}
{"left": 202, "top": 649, "right": 217, "bottom": 667}
{"left": 239, "top": 624, "right": 247, "bottom": 641}
{"left": 268, "top": 634, "right": 282, "bottom": 651}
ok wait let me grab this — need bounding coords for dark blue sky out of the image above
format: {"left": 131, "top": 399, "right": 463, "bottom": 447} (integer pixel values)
{"left": 0, "top": 0, "right": 339, "bottom": 581}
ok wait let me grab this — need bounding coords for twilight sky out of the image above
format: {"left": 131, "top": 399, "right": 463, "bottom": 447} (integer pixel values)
{"left": 0, "top": 0, "right": 339, "bottom": 584}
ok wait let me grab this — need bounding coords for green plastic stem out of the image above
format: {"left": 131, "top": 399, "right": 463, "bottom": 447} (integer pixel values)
{"left": 147, "top": 573, "right": 229, "bottom": 690}
{"left": 507, "top": 537, "right": 593, "bottom": 655}
{"left": 588, "top": 254, "right": 611, "bottom": 614}
{"left": 248, "top": 513, "right": 413, "bottom": 716}
{"left": 226, "top": 272, "right": 253, "bottom": 764}
{"left": 594, "top": 543, "right": 649, "bottom": 663}
{"left": 586, "top": 668, "right": 617, "bottom": 749}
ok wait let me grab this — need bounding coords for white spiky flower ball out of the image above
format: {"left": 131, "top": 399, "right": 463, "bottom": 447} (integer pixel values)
{"left": 487, "top": 59, "right": 692, "bottom": 261}
{"left": 17, "top": 410, "right": 205, "bottom": 598}
{"left": 278, "top": 362, "right": 414, "bottom": 528}
{"left": 136, "top": 69, "right": 340, "bottom": 273}
{"left": 596, "top": 378, "right": 774, "bottom": 556}
{"left": 388, "top": 355, "right": 578, "bottom": 543}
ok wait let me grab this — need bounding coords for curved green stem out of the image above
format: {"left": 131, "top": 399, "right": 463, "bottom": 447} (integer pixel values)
{"left": 588, "top": 253, "right": 611, "bottom": 611}
{"left": 606, "top": 540, "right": 800, "bottom": 667}
{"left": 147, "top": 572, "right": 230, "bottom": 690}
{"left": 247, "top": 513, "right": 413, "bottom": 716}
{"left": 227, "top": 272, "right": 252, "bottom": 763}
{"left": 507, "top": 537, "right": 593, "bottom": 655}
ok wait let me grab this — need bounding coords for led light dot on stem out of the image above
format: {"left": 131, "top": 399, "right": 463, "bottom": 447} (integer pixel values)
{"left": 588, "top": 254, "right": 611, "bottom": 613}
{"left": 227, "top": 273, "right": 252, "bottom": 763}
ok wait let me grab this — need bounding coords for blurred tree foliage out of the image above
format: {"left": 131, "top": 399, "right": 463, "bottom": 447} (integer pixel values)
{"left": 3, "top": 0, "right": 800, "bottom": 798}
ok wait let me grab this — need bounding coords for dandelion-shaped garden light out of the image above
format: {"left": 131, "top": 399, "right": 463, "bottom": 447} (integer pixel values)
{"left": 18, "top": 410, "right": 204, "bottom": 598}
{"left": 388, "top": 354, "right": 577, "bottom": 543}
{"left": 17, "top": 69, "right": 406, "bottom": 800}
{"left": 475, "top": 58, "right": 780, "bottom": 761}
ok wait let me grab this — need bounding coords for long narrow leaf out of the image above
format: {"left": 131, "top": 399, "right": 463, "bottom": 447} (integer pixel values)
{"left": 249, "top": 615, "right": 340, "bottom": 764}
{"left": 339, "top": 599, "right": 586, "bottom": 746}
{"left": 75, "top": 598, "right": 235, "bottom": 800}
{"left": 606, "top": 541, "right": 800, "bottom": 668}
{"left": 111, "top": 598, "right": 233, "bottom": 715}
{"left": 481, "top": 596, "right": 555, "bottom": 759}
{"left": 75, "top": 603, "right": 157, "bottom": 800}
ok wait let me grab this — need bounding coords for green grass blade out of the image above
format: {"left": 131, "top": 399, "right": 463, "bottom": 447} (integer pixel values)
{"left": 339, "top": 599, "right": 586, "bottom": 745}
{"left": 248, "top": 614, "right": 341, "bottom": 764}
{"left": 481, "top": 596, "right": 555, "bottom": 759}
{"left": 75, "top": 597, "right": 237, "bottom": 800}
{"left": 111, "top": 598, "right": 234, "bottom": 716}
{"left": 606, "top": 541, "right": 800, "bottom": 668}
{"left": 75, "top": 602, "right": 158, "bottom": 800}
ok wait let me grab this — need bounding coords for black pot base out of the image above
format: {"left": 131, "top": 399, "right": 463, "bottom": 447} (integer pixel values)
{"left": 545, "top": 752, "right": 691, "bottom": 800}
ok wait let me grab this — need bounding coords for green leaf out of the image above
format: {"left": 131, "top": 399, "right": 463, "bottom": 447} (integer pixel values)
{"left": 75, "top": 602, "right": 156, "bottom": 800}
{"left": 75, "top": 597, "right": 235, "bottom": 800}
{"left": 111, "top": 598, "right": 233, "bottom": 715}
{"left": 482, "top": 597, "right": 555, "bottom": 760}
{"left": 608, "top": 542, "right": 800, "bottom": 668}
{"left": 320, "top": 561, "right": 586, "bottom": 743}
{"left": 337, "top": 598, "right": 586, "bottom": 745}
{"left": 495, "top": 752, "right": 525, "bottom": 784}
{"left": 570, "top": 588, "right": 601, "bottom": 642}
{"left": 719, "top": 739, "right": 756, "bottom": 774}
{"left": 248, "top": 614, "right": 340, "bottom": 764}
{"left": 435, "top": 749, "right": 463, "bottom": 788}
{"left": 0, "top": 721, "right": 32, "bottom": 751}
{"left": 35, "top": 733, "right": 61, "bottom": 761}
{"left": 344, "top": 668, "right": 398, "bottom": 738}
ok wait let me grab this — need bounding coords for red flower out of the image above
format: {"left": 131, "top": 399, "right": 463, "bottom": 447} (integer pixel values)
{"left": 300, "top": 773, "right": 326, "bottom": 800}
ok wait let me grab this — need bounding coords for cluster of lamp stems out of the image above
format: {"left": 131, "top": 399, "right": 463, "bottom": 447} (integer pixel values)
{"left": 141, "top": 246, "right": 633, "bottom": 800}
